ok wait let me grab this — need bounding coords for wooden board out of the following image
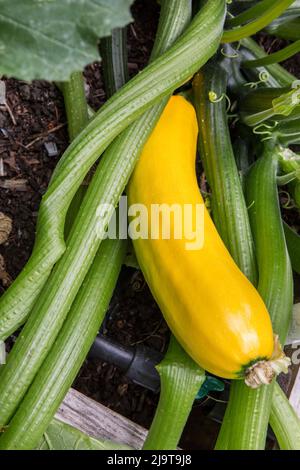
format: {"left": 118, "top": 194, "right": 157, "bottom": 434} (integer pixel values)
{"left": 56, "top": 388, "right": 147, "bottom": 449}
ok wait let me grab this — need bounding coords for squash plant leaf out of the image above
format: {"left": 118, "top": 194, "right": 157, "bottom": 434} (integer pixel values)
{"left": 0, "top": 0, "right": 133, "bottom": 81}
{"left": 37, "top": 418, "right": 131, "bottom": 450}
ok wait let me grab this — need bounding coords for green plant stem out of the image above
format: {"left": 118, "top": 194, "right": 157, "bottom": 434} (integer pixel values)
{"left": 266, "top": 18, "right": 300, "bottom": 41}
{"left": 222, "top": 0, "right": 294, "bottom": 43}
{"left": 227, "top": 0, "right": 275, "bottom": 27}
{"left": 0, "top": 23, "right": 133, "bottom": 450}
{"left": 277, "top": 170, "right": 300, "bottom": 186}
{"left": 0, "top": 238, "right": 127, "bottom": 450}
{"left": 243, "top": 40, "right": 300, "bottom": 69}
{"left": 241, "top": 37, "right": 295, "bottom": 87}
{"left": 240, "top": 87, "right": 300, "bottom": 128}
{"left": 0, "top": 0, "right": 226, "bottom": 342}
{"left": 218, "top": 380, "right": 300, "bottom": 450}
{"left": 60, "top": 72, "right": 89, "bottom": 237}
{"left": 270, "top": 383, "right": 300, "bottom": 450}
{"left": 284, "top": 222, "right": 300, "bottom": 275}
{"left": 193, "top": 63, "right": 257, "bottom": 283}
{"left": 100, "top": 28, "right": 129, "bottom": 98}
{"left": 0, "top": 33, "right": 129, "bottom": 449}
{"left": 217, "top": 144, "right": 293, "bottom": 450}
{"left": 143, "top": 337, "right": 205, "bottom": 450}
{"left": 61, "top": 72, "right": 89, "bottom": 141}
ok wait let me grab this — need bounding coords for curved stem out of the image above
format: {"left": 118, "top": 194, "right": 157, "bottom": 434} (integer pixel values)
{"left": 0, "top": 238, "right": 127, "bottom": 449}
{"left": 227, "top": 0, "right": 275, "bottom": 27}
{"left": 222, "top": 0, "right": 294, "bottom": 43}
{"left": 270, "top": 383, "right": 300, "bottom": 450}
{"left": 243, "top": 40, "right": 300, "bottom": 69}
{"left": 241, "top": 37, "right": 295, "bottom": 87}
{"left": 267, "top": 18, "right": 300, "bottom": 41}
{"left": 284, "top": 222, "right": 300, "bottom": 275}
{"left": 143, "top": 337, "right": 205, "bottom": 450}
{"left": 193, "top": 64, "right": 257, "bottom": 283}
{"left": 217, "top": 145, "right": 293, "bottom": 450}
{"left": 0, "top": 25, "right": 129, "bottom": 451}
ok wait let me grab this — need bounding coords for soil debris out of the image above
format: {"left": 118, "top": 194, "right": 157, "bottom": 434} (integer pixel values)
{"left": 0, "top": 212, "right": 12, "bottom": 244}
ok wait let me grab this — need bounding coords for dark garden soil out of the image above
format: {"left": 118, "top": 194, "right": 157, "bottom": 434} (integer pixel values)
{"left": 0, "top": 0, "right": 300, "bottom": 450}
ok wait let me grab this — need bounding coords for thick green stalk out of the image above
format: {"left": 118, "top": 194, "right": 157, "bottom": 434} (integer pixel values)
{"left": 275, "top": 115, "right": 300, "bottom": 146}
{"left": 0, "top": 28, "right": 131, "bottom": 450}
{"left": 215, "top": 56, "right": 300, "bottom": 449}
{"left": 0, "top": 0, "right": 225, "bottom": 429}
{"left": 0, "top": 0, "right": 226, "bottom": 341}
{"left": 61, "top": 72, "right": 89, "bottom": 141}
{"left": 243, "top": 40, "right": 300, "bottom": 69}
{"left": 218, "top": 380, "right": 300, "bottom": 450}
{"left": 193, "top": 64, "right": 257, "bottom": 283}
{"left": 0, "top": 38, "right": 129, "bottom": 449}
{"left": 266, "top": 18, "right": 300, "bottom": 41}
{"left": 240, "top": 87, "right": 300, "bottom": 128}
{"left": 241, "top": 37, "right": 295, "bottom": 87}
{"left": 222, "top": 0, "right": 294, "bottom": 43}
{"left": 143, "top": 337, "right": 205, "bottom": 450}
{"left": 0, "top": 238, "right": 127, "bottom": 449}
{"left": 227, "top": 0, "right": 275, "bottom": 27}
{"left": 284, "top": 223, "right": 300, "bottom": 275}
{"left": 100, "top": 28, "right": 129, "bottom": 98}
{"left": 270, "top": 383, "right": 300, "bottom": 450}
{"left": 61, "top": 72, "right": 89, "bottom": 237}
{"left": 217, "top": 145, "right": 293, "bottom": 450}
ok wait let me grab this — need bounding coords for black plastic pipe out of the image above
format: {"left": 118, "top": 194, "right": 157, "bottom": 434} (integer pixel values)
{"left": 89, "top": 334, "right": 163, "bottom": 393}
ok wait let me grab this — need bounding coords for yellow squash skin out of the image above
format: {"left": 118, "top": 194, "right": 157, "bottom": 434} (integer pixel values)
{"left": 127, "top": 95, "right": 274, "bottom": 379}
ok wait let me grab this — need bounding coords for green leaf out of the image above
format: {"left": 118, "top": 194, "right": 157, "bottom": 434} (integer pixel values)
{"left": 0, "top": 0, "right": 133, "bottom": 81}
{"left": 37, "top": 418, "right": 131, "bottom": 450}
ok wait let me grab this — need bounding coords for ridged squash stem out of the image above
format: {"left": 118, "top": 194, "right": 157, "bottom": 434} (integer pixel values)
{"left": 61, "top": 72, "right": 89, "bottom": 141}
{"left": 222, "top": 0, "right": 294, "bottom": 43}
{"left": 213, "top": 63, "right": 300, "bottom": 450}
{"left": 226, "top": 0, "right": 276, "bottom": 28}
{"left": 270, "top": 383, "right": 300, "bottom": 450}
{"left": 283, "top": 222, "right": 300, "bottom": 275}
{"left": 37, "top": 418, "right": 131, "bottom": 450}
{"left": 217, "top": 144, "right": 293, "bottom": 450}
{"left": 193, "top": 65, "right": 295, "bottom": 448}
{"left": 0, "top": 0, "right": 225, "bottom": 430}
{"left": 0, "top": 0, "right": 226, "bottom": 341}
{"left": 102, "top": 16, "right": 206, "bottom": 451}
{"left": 239, "top": 86, "right": 300, "bottom": 128}
{"left": 0, "top": 29, "right": 131, "bottom": 451}
{"left": 241, "top": 37, "right": 295, "bottom": 87}
{"left": 243, "top": 40, "right": 300, "bottom": 69}
{"left": 0, "top": 40, "right": 130, "bottom": 449}
{"left": 193, "top": 64, "right": 257, "bottom": 284}
{"left": 143, "top": 337, "right": 205, "bottom": 450}
{"left": 100, "top": 28, "right": 129, "bottom": 98}
{"left": 0, "top": 238, "right": 127, "bottom": 450}
{"left": 266, "top": 18, "right": 300, "bottom": 41}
